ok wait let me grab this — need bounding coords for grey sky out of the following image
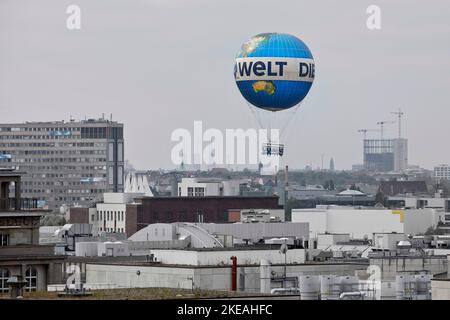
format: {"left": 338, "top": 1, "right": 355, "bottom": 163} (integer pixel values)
{"left": 1, "top": 0, "right": 449, "bottom": 170}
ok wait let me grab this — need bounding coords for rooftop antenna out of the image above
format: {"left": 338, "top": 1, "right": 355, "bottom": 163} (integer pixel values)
{"left": 391, "top": 108, "right": 405, "bottom": 138}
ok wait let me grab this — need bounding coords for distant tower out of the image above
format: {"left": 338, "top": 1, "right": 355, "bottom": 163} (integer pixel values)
{"left": 329, "top": 158, "right": 335, "bottom": 172}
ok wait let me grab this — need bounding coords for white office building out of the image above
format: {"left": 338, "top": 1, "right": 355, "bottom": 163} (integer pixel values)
{"left": 434, "top": 164, "right": 450, "bottom": 180}
{"left": 88, "top": 192, "right": 141, "bottom": 235}
{"left": 292, "top": 206, "right": 437, "bottom": 239}
{"left": 177, "top": 178, "right": 246, "bottom": 197}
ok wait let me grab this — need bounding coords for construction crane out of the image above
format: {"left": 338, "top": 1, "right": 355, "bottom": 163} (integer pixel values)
{"left": 358, "top": 129, "right": 380, "bottom": 140}
{"left": 376, "top": 121, "right": 395, "bottom": 140}
{"left": 391, "top": 108, "right": 405, "bottom": 138}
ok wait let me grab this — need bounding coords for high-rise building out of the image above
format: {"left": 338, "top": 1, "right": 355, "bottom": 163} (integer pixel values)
{"left": 0, "top": 118, "right": 124, "bottom": 211}
{"left": 393, "top": 138, "right": 408, "bottom": 172}
{"left": 363, "top": 139, "right": 394, "bottom": 172}
{"left": 363, "top": 138, "right": 408, "bottom": 172}
{"left": 434, "top": 164, "right": 450, "bottom": 180}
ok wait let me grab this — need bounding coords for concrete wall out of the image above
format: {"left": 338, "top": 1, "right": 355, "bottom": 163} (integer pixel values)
{"left": 317, "top": 234, "right": 350, "bottom": 249}
{"left": 292, "top": 208, "right": 436, "bottom": 238}
{"left": 150, "top": 249, "right": 306, "bottom": 266}
{"left": 5, "top": 228, "right": 37, "bottom": 245}
{"left": 431, "top": 280, "right": 450, "bottom": 300}
{"left": 292, "top": 209, "right": 328, "bottom": 238}
{"left": 198, "top": 222, "right": 308, "bottom": 243}
{"left": 370, "top": 256, "right": 448, "bottom": 280}
{"left": 86, "top": 262, "right": 367, "bottom": 292}
{"left": 373, "top": 233, "right": 406, "bottom": 250}
{"left": 403, "top": 209, "right": 436, "bottom": 235}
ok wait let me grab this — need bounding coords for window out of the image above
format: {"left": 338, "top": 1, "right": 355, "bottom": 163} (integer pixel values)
{"left": 108, "top": 143, "right": 114, "bottom": 161}
{"left": 118, "top": 143, "right": 123, "bottom": 162}
{"left": 108, "top": 167, "right": 114, "bottom": 185}
{"left": 194, "top": 187, "right": 205, "bottom": 197}
{"left": 187, "top": 187, "right": 193, "bottom": 197}
{"left": 25, "top": 267, "right": 37, "bottom": 292}
{"left": 118, "top": 166, "right": 123, "bottom": 185}
{"left": 0, "top": 234, "right": 9, "bottom": 246}
{"left": 121, "top": 212, "right": 124, "bottom": 221}
{"left": 0, "top": 268, "right": 10, "bottom": 293}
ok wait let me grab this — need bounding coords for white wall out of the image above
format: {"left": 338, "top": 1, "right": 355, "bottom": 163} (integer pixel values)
{"left": 292, "top": 208, "right": 437, "bottom": 239}
{"left": 373, "top": 233, "right": 406, "bottom": 250}
{"left": 128, "top": 223, "right": 177, "bottom": 241}
{"left": 86, "top": 262, "right": 366, "bottom": 292}
{"left": 403, "top": 209, "right": 436, "bottom": 235}
{"left": 317, "top": 234, "right": 350, "bottom": 248}
{"left": 93, "top": 203, "right": 126, "bottom": 234}
{"left": 292, "top": 209, "right": 328, "bottom": 238}
{"left": 150, "top": 249, "right": 306, "bottom": 266}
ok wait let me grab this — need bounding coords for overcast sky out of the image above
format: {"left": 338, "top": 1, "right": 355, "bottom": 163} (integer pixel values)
{"left": 1, "top": 0, "right": 449, "bottom": 170}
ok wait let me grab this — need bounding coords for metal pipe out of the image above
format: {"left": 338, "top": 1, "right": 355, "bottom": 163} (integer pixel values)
{"left": 230, "top": 256, "right": 237, "bottom": 291}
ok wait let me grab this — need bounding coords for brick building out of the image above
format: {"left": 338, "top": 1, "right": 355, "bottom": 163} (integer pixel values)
{"left": 69, "top": 195, "right": 281, "bottom": 237}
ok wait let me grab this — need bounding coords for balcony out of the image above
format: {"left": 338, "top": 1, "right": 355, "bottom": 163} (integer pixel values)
{"left": 0, "top": 197, "right": 40, "bottom": 211}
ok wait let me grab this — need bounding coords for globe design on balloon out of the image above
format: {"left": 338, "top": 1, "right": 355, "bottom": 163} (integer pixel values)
{"left": 234, "top": 33, "right": 315, "bottom": 111}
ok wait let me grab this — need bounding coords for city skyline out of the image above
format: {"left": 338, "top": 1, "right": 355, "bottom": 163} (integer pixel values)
{"left": 1, "top": 0, "right": 449, "bottom": 170}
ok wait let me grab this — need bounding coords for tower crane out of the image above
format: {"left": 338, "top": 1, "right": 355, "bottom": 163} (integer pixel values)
{"left": 376, "top": 121, "right": 395, "bottom": 140}
{"left": 391, "top": 108, "right": 405, "bottom": 138}
{"left": 358, "top": 129, "right": 380, "bottom": 140}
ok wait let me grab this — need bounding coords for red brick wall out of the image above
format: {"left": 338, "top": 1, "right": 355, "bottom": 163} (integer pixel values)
{"left": 68, "top": 207, "right": 89, "bottom": 223}
{"left": 133, "top": 196, "right": 280, "bottom": 233}
{"left": 228, "top": 209, "right": 241, "bottom": 222}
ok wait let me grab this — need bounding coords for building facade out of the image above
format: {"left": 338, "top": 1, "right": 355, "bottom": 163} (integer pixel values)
{"left": 434, "top": 164, "right": 450, "bottom": 180}
{"left": 292, "top": 207, "right": 437, "bottom": 239}
{"left": 0, "top": 118, "right": 124, "bottom": 211}
{"left": 363, "top": 138, "right": 408, "bottom": 172}
{"left": 0, "top": 169, "right": 65, "bottom": 293}
{"left": 177, "top": 178, "right": 245, "bottom": 197}
{"left": 69, "top": 195, "right": 281, "bottom": 237}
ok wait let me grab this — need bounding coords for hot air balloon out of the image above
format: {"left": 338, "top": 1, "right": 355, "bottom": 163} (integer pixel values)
{"left": 234, "top": 33, "right": 315, "bottom": 156}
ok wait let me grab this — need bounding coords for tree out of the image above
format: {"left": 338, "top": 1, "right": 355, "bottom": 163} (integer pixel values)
{"left": 40, "top": 215, "right": 66, "bottom": 226}
{"left": 375, "top": 190, "right": 386, "bottom": 206}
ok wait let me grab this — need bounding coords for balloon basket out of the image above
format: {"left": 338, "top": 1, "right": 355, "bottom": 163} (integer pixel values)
{"left": 262, "top": 143, "right": 284, "bottom": 156}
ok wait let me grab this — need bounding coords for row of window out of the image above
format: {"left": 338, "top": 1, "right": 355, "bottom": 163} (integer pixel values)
{"left": 99, "top": 227, "right": 125, "bottom": 233}
{"left": 0, "top": 126, "right": 82, "bottom": 132}
{"left": 22, "top": 189, "right": 105, "bottom": 195}
{"left": 0, "top": 267, "right": 37, "bottom": 293}
{"left": 0, "top": 135, "right": 80, "bottom": 140}
{"left": 2, "top": 150, "right": 105, "bottom": 155}
{"left": 22, "top": 180, "right": 106, "bottom": 186}
{"left": 186, "top": 187, "right": 206, "bottom": 197}
{"left": 92, "top": 211, "right": 126, "bottom": 222}
{"left": 7, "top": 157, "right": 107, "bottom": 163}
{"left": 0, "top": 142, "right": 101, "bottom": 147}
{"left": 14, "top": 165, "right": 107, "bottom": 171}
